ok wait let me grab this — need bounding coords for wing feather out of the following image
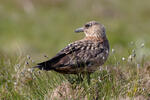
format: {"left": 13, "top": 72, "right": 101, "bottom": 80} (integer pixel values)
{"left": 34, "top": 41, "right": 85, "bottom": 70}
{"left": 34, "top": 40, "right": 105, "bottom": 73}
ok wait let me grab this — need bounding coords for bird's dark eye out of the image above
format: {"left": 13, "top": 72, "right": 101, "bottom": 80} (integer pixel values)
{"left": 85, "top": 24, "right": 91, "bottom": 28}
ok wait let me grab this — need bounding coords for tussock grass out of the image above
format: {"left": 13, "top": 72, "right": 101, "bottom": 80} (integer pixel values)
{"left": 0, "top": 41, "right": 150, "bottom": 99}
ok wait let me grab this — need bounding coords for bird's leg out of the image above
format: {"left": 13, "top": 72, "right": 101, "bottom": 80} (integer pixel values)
{"left": 77, "top": 73, "right": 83, "bottom": 83}
{"left": 86, "top": 72, "right": 91, "bottom": 85}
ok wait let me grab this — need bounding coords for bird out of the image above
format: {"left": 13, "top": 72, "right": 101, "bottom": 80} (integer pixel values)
{"left": 34, "top": 21, "right": 109, "bottom": 83}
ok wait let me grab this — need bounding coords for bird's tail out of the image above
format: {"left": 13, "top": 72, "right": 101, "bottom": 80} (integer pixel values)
{"left": 33, "top": 61, "right": 54, "bottom": 71}
{"left": 33, "top": 53, "right": 66, "bottom": 71}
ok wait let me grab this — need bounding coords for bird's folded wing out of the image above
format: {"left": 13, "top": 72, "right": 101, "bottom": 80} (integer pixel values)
{"left": 35, "top": 40, "right": 103, "bottom": 70}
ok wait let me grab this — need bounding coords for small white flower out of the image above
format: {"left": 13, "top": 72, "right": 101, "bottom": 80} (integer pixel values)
{"left": 103, "top": 56, "right": 105, "bottom": 60}
{"left": 122, "top": 57, "right": 125, "bottom": 61}
{"left": 142, "top": 88, "right": 145, "bottom": 91}
{"left": 28, "top": 68, "right": 31, "bottom": 71}
{"left": 14, "top": 82, "right": 17, "bottom": 86}
{"left": 128, "top": 55, "right": 132, "bottom": 62}
{"left": 112, "top": 48, "right": 115, "bottom": 53}
{"left": 27, "top": 68, "right": 33, "bottom": 73}
{"left": 130, "top": 41, "right": 134, "bottom": 45}
{"left": 141, "top": 43, "right": 145, "bottom": 48}
{"left": 98, "top": 76, "right": 102, "bottom": 82}
{"left": 32, "top": 60, "right": 34, "bottom": 63}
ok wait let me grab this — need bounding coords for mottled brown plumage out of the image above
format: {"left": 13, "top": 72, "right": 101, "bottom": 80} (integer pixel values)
{"left": 35, "top": 21, "right": 109, "bottom": 74}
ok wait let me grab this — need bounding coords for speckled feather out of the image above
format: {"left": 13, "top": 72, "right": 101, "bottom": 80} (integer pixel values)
{"left": 35, "top": 21, "right": 109, "bottom": 74}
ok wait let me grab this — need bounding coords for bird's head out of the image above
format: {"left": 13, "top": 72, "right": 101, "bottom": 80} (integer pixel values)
{"left": 75, "top": 21, "right": 106, "bottom": 38}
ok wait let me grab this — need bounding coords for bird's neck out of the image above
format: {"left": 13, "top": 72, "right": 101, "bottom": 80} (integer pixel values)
{"left": 84, "top": 36, "right": 107, "bottom": 42}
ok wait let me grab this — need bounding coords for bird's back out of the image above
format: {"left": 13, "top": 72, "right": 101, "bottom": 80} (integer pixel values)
{"left": 36, "top": 37, "right": 109, "bottom": 74}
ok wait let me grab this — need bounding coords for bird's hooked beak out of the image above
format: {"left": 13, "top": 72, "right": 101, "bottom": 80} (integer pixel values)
{"left": 74, "top": 27, "right": 84, "bottom": 33}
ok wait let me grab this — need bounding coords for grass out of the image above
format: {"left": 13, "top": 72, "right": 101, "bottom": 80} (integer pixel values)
{"left": 0, "top": 0, "right": 150, "bottom": 99}
{"left": 0, "top": 42, "right": 150, "bottom": 99}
